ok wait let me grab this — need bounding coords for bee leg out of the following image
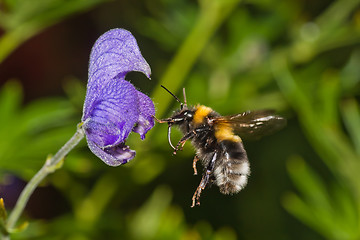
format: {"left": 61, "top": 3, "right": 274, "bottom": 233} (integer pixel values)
{"left": 191, "top": 152, "right": 217, "bottom": 207}
{"left": 173, "top": 130, "right": 196, "bottom": 154}
{"left": 152, "top": 115, "right": 172, "bottom": 123}
{"left": 152, "top": 116, "right": 178, "bottom": 151}
{"left": 178, "top": 139, "right": 188, "bottom": 151}
{"left": 192, "top": 155, "right": 199, "bottom": 175}
{"left": 174, "top": 127, "right": 208, "bottom": 154}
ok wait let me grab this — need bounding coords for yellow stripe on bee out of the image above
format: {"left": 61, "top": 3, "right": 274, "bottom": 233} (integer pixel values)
{"left": 193, "top": 105, "right": 213, "bottom": 124}
{"left": 214, "top": 123, "right": 242, "bottom": 143}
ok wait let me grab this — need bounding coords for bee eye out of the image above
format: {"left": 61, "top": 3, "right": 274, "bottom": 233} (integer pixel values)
{"left": 184, "top": 111, "right": 193, "bottom": 118}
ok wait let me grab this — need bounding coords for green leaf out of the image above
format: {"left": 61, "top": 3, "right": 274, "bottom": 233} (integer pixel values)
{"left": 283, "top": 192, "right": 329, "bottom": 236}
{"left": 341, "top": 99, "right": 360, "bottom": 155}
{"left": 287, "top": 156, "right": 332, "bottom": 213}
{"left": 285, "top": 156, "right": 360, "bottom": 239}
{"left": 331, "top": 184, "right": 360, "bottom": 239}
{"left": 0, "top": 80, "right": 22, "bottom": 128}
{"left": 285, "top": 156, "right": 335, "bottom": 230}
{"left": 0, "top": 82, "right": 78, "bottom": 178}
{"left": 317, "top": 70, "right": 341, "bottom": 125}
{"left": 129, "top": 186, "right": 173, "bottom": 240}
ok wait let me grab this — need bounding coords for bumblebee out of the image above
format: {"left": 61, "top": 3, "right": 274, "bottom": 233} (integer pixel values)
{"left": 155, "top": 86, "right": 286, "bottom": 207}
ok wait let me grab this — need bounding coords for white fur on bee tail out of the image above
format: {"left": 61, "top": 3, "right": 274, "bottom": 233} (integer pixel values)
{"left": 215, "top": 157, "right": 250, "bottom": 195}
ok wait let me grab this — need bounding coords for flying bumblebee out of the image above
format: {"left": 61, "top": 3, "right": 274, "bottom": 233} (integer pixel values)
{"left": 155, "top": 86, "right": 286, "bottom": 207}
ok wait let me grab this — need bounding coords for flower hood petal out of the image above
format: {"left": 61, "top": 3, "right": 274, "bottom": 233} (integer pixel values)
{"left": 83, "top": 28, "right": 151, "bottom": 120}
{"left": 82, "top": 28, "right": 155, "bottom": 166}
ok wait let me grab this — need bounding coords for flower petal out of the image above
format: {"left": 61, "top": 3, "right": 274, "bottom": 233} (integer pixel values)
{"left": 83, "top": 28, "right": 151, "bottom": 119}
{"left": 87, "top": 140, "right": 135, "bottom": 166}
{"left": 83, "top": 79, "right": 139, "bottom": 148}
{"left": 81, "top": 28, "right": 155, "bottom": 166}
{"left": 89, "top": 28, "right": 151, "bottom": 81}
{"left": 132, "top": 91, "right": 155, "bottom": 140}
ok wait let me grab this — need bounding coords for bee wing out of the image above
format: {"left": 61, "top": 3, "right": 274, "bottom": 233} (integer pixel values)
{"left": 213, "top": 110, "right": 286, "bottom": 140}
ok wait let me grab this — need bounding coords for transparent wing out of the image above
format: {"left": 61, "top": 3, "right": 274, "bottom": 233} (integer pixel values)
{"left": 213, "top": 110, "right": 286, "bottom": 139}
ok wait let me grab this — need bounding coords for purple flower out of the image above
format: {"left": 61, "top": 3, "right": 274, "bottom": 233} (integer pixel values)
{"left": 81, "top": 28, "right": 155, "bottom": 166}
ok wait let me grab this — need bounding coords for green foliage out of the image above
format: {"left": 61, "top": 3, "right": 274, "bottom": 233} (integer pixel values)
{"left": 283, "top": 157, "right": 359, "bottom": 240}
{"left": 0, "top": 80, "right": 78, "bottom": 178}
{"left": 0, "top": 0, "right": 108, "bottom": 63}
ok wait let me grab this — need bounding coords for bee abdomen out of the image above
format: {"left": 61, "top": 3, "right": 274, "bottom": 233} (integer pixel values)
{"left": 214, "top": 141, "right": 250, "bottom": 195}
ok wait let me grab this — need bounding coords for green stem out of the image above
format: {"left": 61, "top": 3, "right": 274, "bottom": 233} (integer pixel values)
{"left": 151, "top": 0, "right": 241, "bottom": 119}
{"left": 3, "top": 123, "right": 85, "bottom": 238}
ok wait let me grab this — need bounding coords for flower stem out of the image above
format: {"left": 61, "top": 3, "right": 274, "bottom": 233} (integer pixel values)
{"left": 4, "top": 123, "right": 85, "bottom": 238}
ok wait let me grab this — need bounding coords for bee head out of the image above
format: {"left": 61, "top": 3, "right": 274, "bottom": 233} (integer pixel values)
{"left": 170, "top": 107, "right": 194, "bottom": 125}
{"left": 157, "top": 85, "right": 193, "bottom": 150}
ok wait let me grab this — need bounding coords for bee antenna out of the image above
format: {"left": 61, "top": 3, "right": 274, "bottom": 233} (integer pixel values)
{"left": 160, "top": 85, "right": 185, "bottom": 109}
{"left": 182, "top": 88, "right": 187, "bottom": 107}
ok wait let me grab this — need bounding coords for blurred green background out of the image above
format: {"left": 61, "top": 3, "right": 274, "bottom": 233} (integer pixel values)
{"left": 0, "top": 0, "right": 360, "bottom": 239}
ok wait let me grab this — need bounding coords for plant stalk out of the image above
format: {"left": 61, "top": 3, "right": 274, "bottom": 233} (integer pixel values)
{"left": 2, "top": 124, "right": 85, "bottom": 239}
